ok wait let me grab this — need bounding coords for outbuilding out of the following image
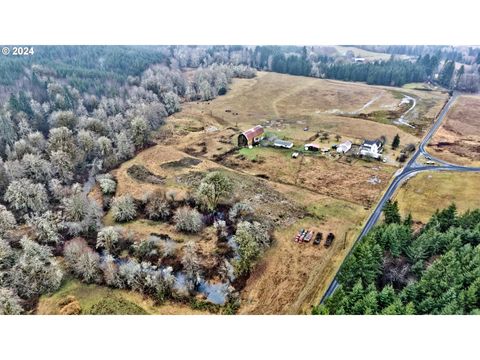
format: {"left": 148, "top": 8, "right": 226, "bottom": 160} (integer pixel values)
{"left": 238, "top": 125, "right": 265, "bottom": 147}
{"left": 336, "top": 140, "right": 352, "bottom": 154}
{"left": 304, "top": 143, "right": 320, "bottom": 152}
{"left": 273, "top": 139, "right": 294, "bottom": 149}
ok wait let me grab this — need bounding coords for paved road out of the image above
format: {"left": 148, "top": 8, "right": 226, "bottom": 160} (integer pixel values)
{"left": 320, "top": 92, "right": 480, "bottom": 303}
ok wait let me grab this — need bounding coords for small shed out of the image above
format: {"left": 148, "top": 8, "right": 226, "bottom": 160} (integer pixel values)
{"left": 304, "top": 143, "right": 320, "bottom": 152}
{"left": 273, "top": 139, "right": 294, "bottom": 149}
{"left": 238, "top": 125, "right": 265, "bottom": 147}
{"left": 336, "top": 140, "right": 352, "bottom": 153}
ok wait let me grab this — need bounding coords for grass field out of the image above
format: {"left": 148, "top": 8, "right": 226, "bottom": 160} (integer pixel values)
{"left": 427, "top": 95, "right": 480, "bottom": 166}
{"left": 402, "top": 82, "right": 442, "bottom": 91}
{"left": 229, "top": 146, "right": 394, "bottom": 207}
{"left": 238, "top": 185, "right": 367, "bottom": 314}
{"left": 173, "top": 72, "right": 446, "bottom": 143}
{"left": 37, "top": 278, "right": 209, "bottom": 315}
{"left": 394, "top": 171, "right": 480, "bottom": 223}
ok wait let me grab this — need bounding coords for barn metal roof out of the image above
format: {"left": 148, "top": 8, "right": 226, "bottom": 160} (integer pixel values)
{"left": 273, "top": 139, "right": 294, "bottom": 148}
{"left": 242, "top": 125, "right": 264, "bottom": 141}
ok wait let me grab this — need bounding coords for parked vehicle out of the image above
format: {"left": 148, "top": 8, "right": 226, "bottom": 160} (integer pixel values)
{"left": 303, "top": 231, "right": 314, "bottom": 242}
{"left": 294, "top": 229, "right": 305, "bottom": 242}
{"left": 292, "top": 152, "right": 299, "bottom": 159}
{"left": 324, "top": 232, "right": 335, "bottom": 247}
{"left": 313, "top": 232, "right": 322, "bottom": 245}
{"left": 298, "top": 230, "right": 308, "bottom": 242}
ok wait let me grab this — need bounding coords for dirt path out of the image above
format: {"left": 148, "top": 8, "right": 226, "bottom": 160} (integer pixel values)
{"left": 395, "top": 95, "right": 417, "bottom": 128}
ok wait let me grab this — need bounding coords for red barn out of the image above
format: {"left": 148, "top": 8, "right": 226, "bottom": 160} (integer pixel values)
{"left": 238, "top": 125, "right": 265, "bottom": 147}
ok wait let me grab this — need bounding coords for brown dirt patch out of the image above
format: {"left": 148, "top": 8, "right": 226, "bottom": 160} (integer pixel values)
{"left": 428, "top": 95, "right": 480, "bottom": 166}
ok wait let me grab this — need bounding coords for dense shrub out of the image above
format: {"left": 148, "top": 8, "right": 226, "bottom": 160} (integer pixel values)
{"left": 111, "top": 195, "right": 137, "bottom": 222}
{"left": 0, "top": 205, "right": 16, "bottom": 236}
{"left": 174, "top": 207, "right": 203, "bottom": 233}
{"left": 234, "top": 221, "right": 271, "bottom": 275}
{"left": 196, "top": 171, "right": 233, "bottom": 211}
{"left": 4, "top": 179, "right": 48, "bottom": 215}
{"left": 84, "top": 296, "right": 147, "bottom": 315}
{"left": 11, "top": 237, "right": 63, "bottom": 299}
{"left": 64, "top": 238, "right": 101, "bottom": 284}
{"left": 26, "top": 211, "right": 62, "bottom": 244}
{"left": 228, "top": 202, "right": 254, "bottom": 223}
{"left": 0, "top": 287, "right": 23, "bottom": 315}
{"left": 97, "top": 176, "right": 117, "bottom": 195}
{"left": 145, "top": 191, "right": 171, "bottom": 221}
{"left": 96, "top": 226, "right": 120, "bottom": 253}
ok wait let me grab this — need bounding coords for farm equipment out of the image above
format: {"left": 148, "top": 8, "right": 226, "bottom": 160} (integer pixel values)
{"left": 313, "top": 232, "right": 322, "bottom": 245}
{"left": 303, "top": 231, "right": 314, "bottom": 242}
{"left": 324, "top": 233, "right": 335, "bottom": 247}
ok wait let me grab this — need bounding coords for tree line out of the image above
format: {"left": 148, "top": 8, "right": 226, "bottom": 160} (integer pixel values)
{"left": 314, "top": 202, "right": 480, "bottom": 315}
{"left": 1, "top": 45, "right": 479, "bottom": 95}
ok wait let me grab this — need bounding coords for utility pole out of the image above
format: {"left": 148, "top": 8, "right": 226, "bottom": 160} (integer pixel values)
{"left": 294, "top": 152, "right": 305, "bottom": 186}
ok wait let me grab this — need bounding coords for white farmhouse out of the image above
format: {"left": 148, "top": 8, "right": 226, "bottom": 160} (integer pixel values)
{"left": 336, "top": 140, "right": 352, "bottom": 154}
{"left": 360, "top": 139, "right": 383, "bottom": 159}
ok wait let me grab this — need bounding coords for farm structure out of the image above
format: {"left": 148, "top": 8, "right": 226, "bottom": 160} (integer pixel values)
{"left": 304, "top": 143, "right": 321, "bottom": 152}
{"left": 273, "top": 139, "right": 294, "bottom": 149}
{"left": 336, "top": 140, "right": 352, "bottom": 154}
{"left": 238, "top": 125, "right": 265, "bottom": 147}
{"left": 360, "top": 139, "right": 383, "bottom": 159}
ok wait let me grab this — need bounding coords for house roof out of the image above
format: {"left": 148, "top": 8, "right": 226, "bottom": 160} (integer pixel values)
{"left": 363, "top": 139, "right": 382, "bottom": 147}
{"left": 338, "top": 140, "right": 352, "bottom": 148}
{"left": 305, "top": 143, "right": 321, "bottom": 149}
{"left": 242, "top": 125, "right": 264, "bottom": 141}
